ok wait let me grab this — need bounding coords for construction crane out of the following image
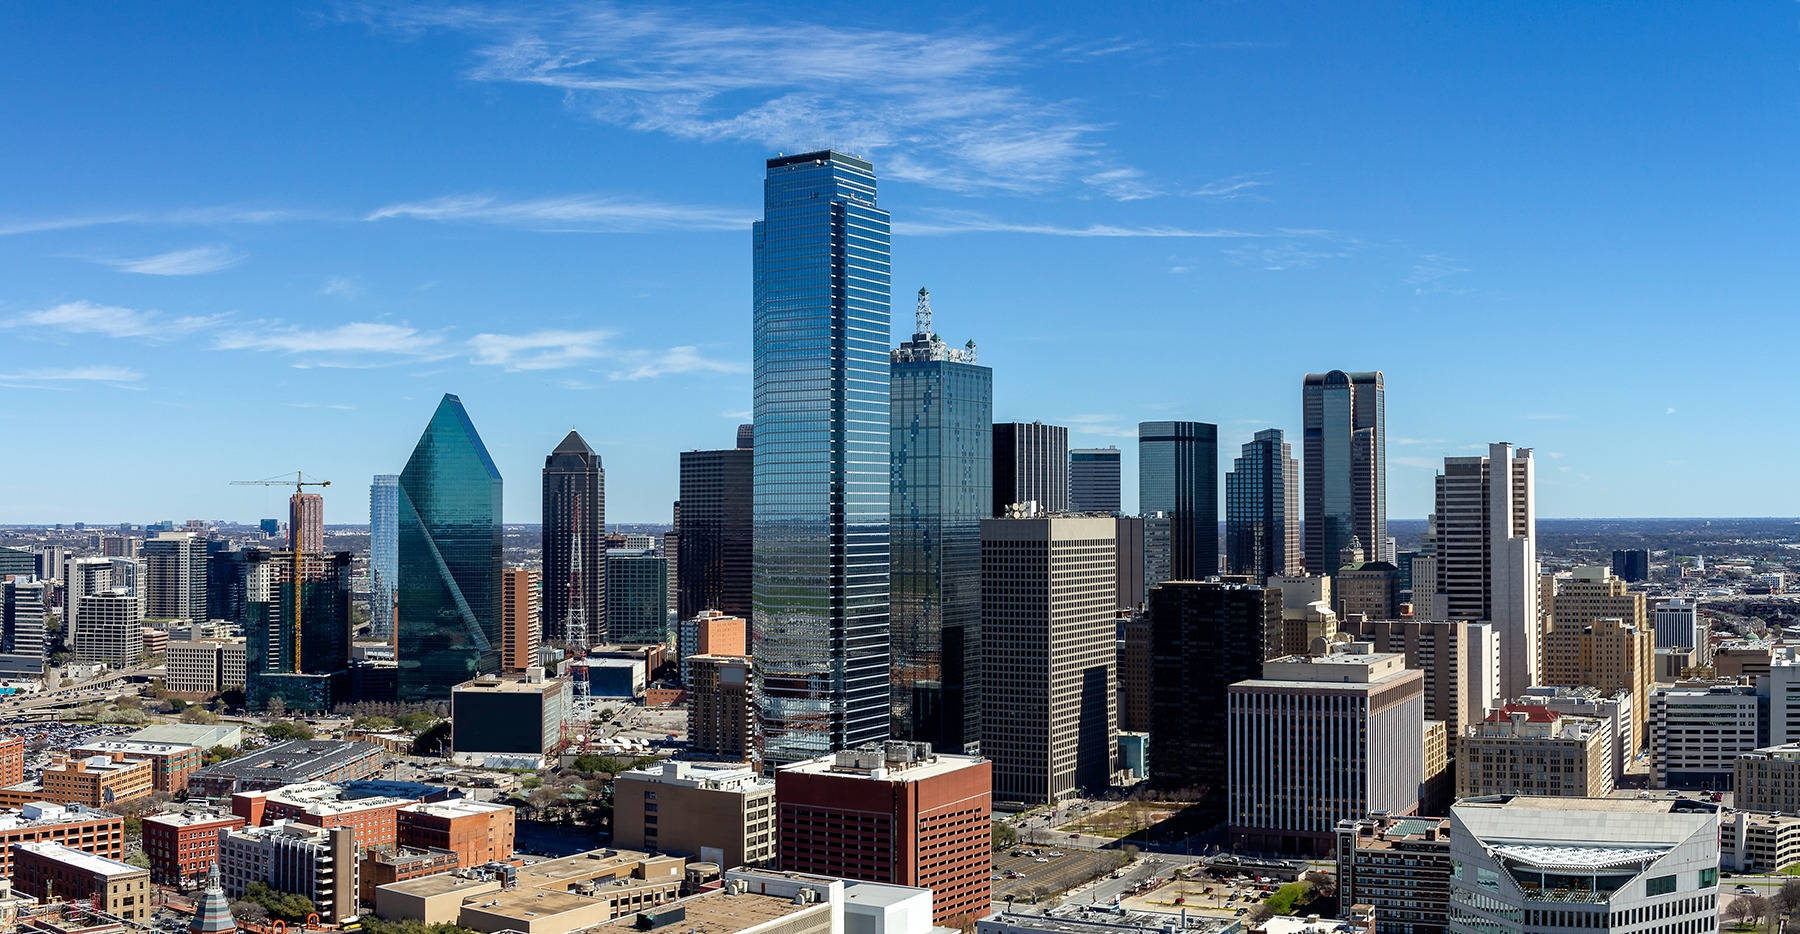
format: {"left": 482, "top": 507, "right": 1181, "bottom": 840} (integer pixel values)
{"left": 229, "top": 471, "right": 331, "bottom": 672}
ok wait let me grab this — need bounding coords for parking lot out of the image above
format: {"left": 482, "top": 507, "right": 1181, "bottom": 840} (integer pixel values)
{"left": 991, "top": 847, "right": 1116, "bottom": 901}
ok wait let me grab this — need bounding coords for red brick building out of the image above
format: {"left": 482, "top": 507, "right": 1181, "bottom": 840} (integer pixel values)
{"left": 0, "top": 735, "right": 23, "bottom": 786}
{"left": 395, "top": 799, "right": 516, "bottom": 866}
{"left": 231, "top": 782, "right": 413, "bottom": 850}
{"left": 776, "top": 741, "right": 991, "bottom": 925}
{"left": 140, "top": 809, "right": 245, "bottom": 887}
{"left": 69, "top": 740, "right": 204, "bottom": 795}
{"left": 0, "top": 802, "right": 125, "bottom": 878}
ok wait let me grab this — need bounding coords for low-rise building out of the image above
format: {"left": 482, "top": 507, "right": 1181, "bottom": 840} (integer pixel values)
{"left": 189, "top": 740, "right": 384, "bottom": 797}
{"left": 614, "top": 761, "right": 775, "bottom": 868}
{"left": 68, "top": 740, "right": 203, "bottom": 795}
{"left": 218, "top": 821, "right": 357, "bottom": 922}
{"left": 164, "top": 636, "right": 248, "bottom": 695}
{"left": 396, "top": 798, "right": 515, "bottom": 867}
{"left": 1722, "top": 811, "right": 1800, "bottom": 873}
{"left": 359, "top": 846, "right": 460, "bottom": 904}
{"left": 1735, "top": 744, "right": 1800, "bottom": 814}
{"left": 376, "top": 847, "right": 686, "bottom": 932}
{"left": 1334, "top": 815, "right": 1450, "bottom": 934}
{"left": 232, "top": 781, "right": 415, "bottom": 850}
{"left": 0, "top": 802, "right": 125, "bottom": 878}
{"left": 1455, "top": 705, "right": 1613, "bottom": 799}
{"left": 41, "top": 753, "right": 156, "bottom": 808}
{"left": 12, "top": 842, "right": 151, "bottom": 924}
{"left": 140, "top": 809, "right": 245, "bottom": 888}
{"left": 1649, "top": 682, "right": 1762, "bottom": 789}
{"left": 980, "top": 908, "right": 1232, "bottom": 934}
{"left": 450, "top": 673, "right": 570, "bottom": 767}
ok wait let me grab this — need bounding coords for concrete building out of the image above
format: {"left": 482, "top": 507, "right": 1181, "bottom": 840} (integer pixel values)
{"left": 1765, "top": 646, "right": 1800, "bottom": 747}
{"left": 450, "top": 673, "right": 569, "bottom": 766}
{"left": 219, "top": 822, "right": 357, "bottom": 922}
{"left": 288, "top": 492, "right": 324, "bottom": 555}
{"left": 143, "top": 533, "right": 208, "bottom": 621}
{"left": 1334, "top": 815, "right": 1451, "bottom": 934}
{"left": 12, "top": 842, "right": 151, "bottom": 924}
{"left": 1069, "top": 447, "right": 1122, "bottom": 515}
{"left": 1228, "top": 647, "right": 1424, "bottom": 855}
{"left": 42, "top": 753, "right": 156, "bottom": 809}
{"left": 1114, "top": 611, "right": 1152, "bottom": 734}
{"left": 980, "top": 513, "right": 1117, "bottom": 805}
{"left": 613, "top": 761, "right": 775, "bottom": 868}
{"left": 993, "top": 422, "right": 1068, "bottom": 516}
{"left": 1734, "top": 744, "right": 1800, "bottom": 814}
{"left": 1430, "top": 443, "right": 1537, "bottom": 700}
{"left": 1651, "top": 599, "right": 1705, "bottom": 657}
{"left": 687, "top": 654, "right": 755, "bottom": 761}
{"left": 678, "top": 610, "right": 748, "bottom": 678}
{"left": 0, "top": 803, "right": 125, "bottom": 878}
{"left": 1150, "top": 580, "right": 1276, "bottom": 801}
{"left": 1540, "top": 614, "right": 1655, "bottom": 757}
{"left": 1649, "top": 683, "right": 1761, "bottom": 789}
{"left": 71, "top": 590, "right": 143, "bottom": 666}
{"left": 396, "top": 799, "right": 515, "bottom": 867}
{"left": 1514, "top": 685, "right": 1635, "bottom": 785}
{"left": 1445, "top": 796, "right": 1720, "bottom": 933}
{"left": 776, "top": 742, "right": 991, "bottom": 925}
{"left": 1113, "top": 516, "right": 1145, "bottom": 610}
{"left": 1335, "top": 562, "right": 1399, "bottom": 621}
{"left": 1339, "top": 616, "right": 1500, "bottom": 734}
{"left": 379, "top": 847, "right": 686, "bottom": 932}
{"left": 501, "top": 567, "right": 541, "bottom": 674}
{"left": 189, "top": 740, "right": 385, "bottom": 797}
{"left": 979, "top": 910, "right": 1232, "bottom": 934}
{"left": 68, "top": 740, "right": 202, "bottom": 795}
{"left": 1455, "top": 705, "right": 1613, "bottom": 799}
{"left": 1723, "top": 811, "right": 1800, "bottom": 873}
{"left": 165, "top": 633, "right": 248, "bottom": 695}
{"left": 141, "top": 809, "right": 245, "bottom": 887}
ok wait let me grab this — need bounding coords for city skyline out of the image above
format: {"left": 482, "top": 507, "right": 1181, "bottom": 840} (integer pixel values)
{"left": 4, "top": 5, "right": 1794, "bottom": 525}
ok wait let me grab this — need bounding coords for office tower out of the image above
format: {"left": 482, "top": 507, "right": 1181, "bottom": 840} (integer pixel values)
{"left": 1340, "top": 617, "right": 1501, "bottom": 733}
{"left": 662, "top": 518, "right": 678, "bottom": 628}
{"left": 687, "top": 654, "right": 756, "bottom": 760}
{"left": 369, "top": 474, "right": 399, "bottom": 641}
{"left": 142, "top": 533, "right": 207, "bottom": 620}
{"left": 678, "top": 610, "right": 748, "bottom": 678}
{"left": 1431, "top": 442, "right": 1538, "bottom": 699}
{"left": 0, "top": 548, "right": 34, "bottom": 578}
{"left": 1649, "top": 683, "right": 1759, "bottom": 789}
{"left": 1113, "top": 516, "right": 1145, "bottom": 610}
{"left": 605, "top": 551, "right": 668, "bottom": 646}
{"left": 101, "top": 536, "right": 139, "bottom": 558}
{"left": 34, "top": 545, "right": 65, "bottom": 584}
{"left": 615, "top": 762, "right": 775, "bottom": 868}
{"left": 73, "top": 591, "right": 143, "bottom": 665}
{"left": 1116, "top": 611, "right": 1152, "bottom": 733}
{"left": 889, "top": 287, "right": 992, "bottom": 754}
{"left": 992, "top": 422, "right": 1068, "bottom": 515}
{"left": 1611, "top": 548, "right": 1651, "bottom": 583}
{"left": 500, "top": 567, "right": 540, "bottom": 673}
{"left": 542, "top": 430, "right": 605, "bottom": 647}
{"left": 776, "top": 742, "right": 991, "bottom": 925}
{"left": 1654, "top": 598, "right": 1704, "bottom": 654}
{"left": 1456, "top": 705, "right": 1613, "bottom": 798}
{"left": 1335, "top": 816, "right": 1453, "bottom": 934}
{"left": 289, "top": 493, "right": 324, "bottom": 554}
{"left": 1335, "top": 560, "right": 1400, "bottom": 619}
{"left": 398, "top": 394, "right": 503, "bottom": 703}
{"left": 248, "top": 551, "right": 353, "bottom": 712}
{"left": 736, "top": 422, "right": 754, "bottom": 450}
{"left": 1446, "top": 796, "right": 1721, "bottom": 934}
{"left": 1225, "top": 429, "right": 1301, "bottom": 580}
{"left": 1138, "top": 421, "right": 1219, "bottom": 580}
{"left": 752, "top": 150, "right": 892, "bottom": 764}
{"left": 1228, "top": 648, "right": 1424, "bottom": 855}
{"left": 1302, "top": 370, "right": 1386, "bottom": 571}
{"left": 1149, "top": 581, "right": 1276, "bottom": 801}
{"left": 1069, "top": 447, "right": 1122, "bottom": 514}
{"left": 205, "top": 547, "right": 262, "bottom": 627}
{"left": 677, "top": 445, "right": 753, "bottom": 621}
{"left": 981, "top": 513, "right": 1116, "bottom": 804}
{"left": 1542, "top": 616, "right": 1655, "bottom": 756}
{"left": 1142, "top": 512, "right": 1172, "bottom": 595}
{"left": 1270, "top": 574, "right": 1338, "bottom": 657}
{"left": 1, "top": 578, "right": 48, "bottom": 675}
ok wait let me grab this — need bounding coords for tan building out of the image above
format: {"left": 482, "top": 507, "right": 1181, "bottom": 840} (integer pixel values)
{"left": 1340, "top": 616, "right": 1501, "bottom": 733}
{"left": 1422, "top": 719, "right": 1451, "bottom": 813}
{"left": 686, "top": 654, "right": 755, "bottom": 761}
{"left": 1269, "top": 575, "right": 1337, "bottom": 657}
{"left": 501, "top": 567, "right": 541, "bottom": 674}
{"left": 376, "top": 848, "right": 686, "bottom": 933}
{"left": 594, "top": 869, "right": 844, "bottom": 934}
{"left": 1334, "top": 815, "right": 1452, "bottom": 934}
{"left": 42, "top": 753, "right": 156, "bottom": 808}
{"left": 1736, "top": 744, "right": 1800, "bottom": 814}
{"left": 613, "top": 761, "right": 775, "bottom": 868}
{"left": 13, "top": 841, "right": 151, "bottom": 923}
{"left": 1541, "top": 614, "right": 1655, "bottom": 754}
{"left": 68, "top": 740, "right": 202, "bottom": 795}
{"left": 1115, "top": 610, "right": 1152, "bottom": 733}
{"left": 1456, "top": 705, "right": 1613, "bottom": 799}
{"left": 1724, "top": 811, "right": 1800, "bottom": 874}
{"left": 1334, "top": 561, "right": 1399, "bottom": 621}
{"left": 165, "top": 634, "right": 248, "bottom": 695}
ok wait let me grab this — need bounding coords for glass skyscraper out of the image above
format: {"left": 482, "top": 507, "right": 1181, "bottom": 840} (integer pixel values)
{"left": 369, "top": 474, "right": 398, "bottom": 641}
{"left": 1225, "top": 429, "right": 1301, "bottom": 581}
{"left": 677, "top": 444, "right": 753, "bottom": 622}
{"left": 1138, "top": 421, "right": 1219, "bottom": 580}
{"left": 1303, "top": 370, "right": 1386, "bottom": 572}
{"left": 1069, "top": 447, "right": 1122, "bottom": 514}
{"left": 543, "top": 430, "right": 605, "bottom": 647}
{"left": 605, "top": 550, "right": 669, "bottom": 646}
{"left": 397, "top": 393, "right": 503, "bottom": 702}
{"left": 890, "top": 287, "right": 991, "bottom": 754}
{"left": 752, "top": 150, "right": 892, "bottom": 765}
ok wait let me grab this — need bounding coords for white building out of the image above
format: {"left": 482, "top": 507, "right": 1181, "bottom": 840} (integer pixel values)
{"left": 1649, "top": 683, "right": 1760, "bottom": 789}
{"left": 1447, "top": 796, "right": 1720, "bottom": 933}
{"left": 142, "top": 533, "right": 207, "bottom": 621}
{"left": 1767, "top": 647, "right": 1800, "bottom": 747}
{"left": 1431, "top": 443, "right": 1537, "bottom": 699}
{"left": 1651, "top": 600, "right": 1702, "bottom": 653}
{"left": 71, "top": 590, "right": 143, "bottom": 666}
{"left": 218, "top": 821, "right": 355, "bottom": 922}
{"left": 165, "top": 635, "right": 248, "bottom": 694}
{"left": 1516, "top": 685, "right": 1635, "bottom": 784}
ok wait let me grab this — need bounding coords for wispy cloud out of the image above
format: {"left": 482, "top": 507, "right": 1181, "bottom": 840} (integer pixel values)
{"left": 0, "top": 206, "right": 319, "bottom": 237}
{"left": 367, "top": 194, "right": 750, "bottom": 233}
{"left": 6, "top": 300, "right": 223, "bottom": 340}
{"left": 320, "top": 276, "right": 363, "bottom": 298}
{"left": 1391, "top": 455, "right": 1440, "bottom": 470}
{"left": 217, "top": 321, "right": 443, "bottom": 358}
{"left": 0, "top": 365, "right": 144, "bottom": 390}
{"left": 897, "top": 210, "right": 1270, "bottom": 238}
{"left": 97, "top": 245, "right": 243, "bottom": 276}
{"left": 613, "top": 345, "right": 744, "bottom": 381}
{"left": 467, "top": 329, "right": 615, "bottom": 371}
{"left": 1405, "top": 254, "right": 1473, "bottom": 295}
{"left": 1665, "top": 406, "right": 1677, "bottom": 415}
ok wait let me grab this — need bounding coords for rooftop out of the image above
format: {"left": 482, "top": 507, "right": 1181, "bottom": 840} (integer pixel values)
{"left": 379, "top": 871, "right": 499, "bottom": 899}
{"left": 265, "top": 782, "right": 414, "bottom": 815}
{"left": 0, "top": 802, "right": 119, "bottom": 831}
{"left": 125, "top": 724, "right": 242, "bottom": 749}
{"left": 400, "top": 798, "right": 513, "bottom": 819}
{"left": 619, "top": 761, "right": 773, "bottom": 793}
{"left": 16, "top": 841, "right": 144, "bottom": 878}
{"left": 984, "top": 908, "right": 1230, "bottom": 934}
{"left": 842, "top": 881, "right": 930, "bottom": 908}
{"left": 1489, "top": 842, "right": 1669, "bottom": 872}
{"left": 516, "top": 848, "right": 671, "bottom": 887}
{"left": 141, "top": 809, "right": 240, "bottom": 829}
{"left": 598, "top": 887, "right": 823, "bottom": 934}
{"left": 453, "top": 674, "right": 562, "bottom": 695}
{"left": 194, "top": 740, "right": 381, "bottom": 782}
{"left": 70, "top": 740, "right": 201, "bottom": 756}
{"left": 1742, "top": 744, "right": 1800, "bottom": 761}
{"left": 780, "top": 741, "right": 985, "bottom": 782}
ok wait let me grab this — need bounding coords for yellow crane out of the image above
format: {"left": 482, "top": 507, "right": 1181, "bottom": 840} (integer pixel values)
{"left": 230, "top": 471, "right": 331, "bottom": 671}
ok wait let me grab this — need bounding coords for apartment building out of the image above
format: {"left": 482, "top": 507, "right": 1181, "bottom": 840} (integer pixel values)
{"left": 1455, "top": 706, "right": 1612, "bottom": 799}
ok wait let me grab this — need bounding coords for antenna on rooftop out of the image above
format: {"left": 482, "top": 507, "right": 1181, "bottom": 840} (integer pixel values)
{"left": 916, "top": 287, "right": 932, "bottom": 336}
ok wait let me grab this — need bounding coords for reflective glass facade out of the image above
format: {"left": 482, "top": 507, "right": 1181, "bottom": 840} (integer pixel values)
{"left": 1225, "top": 429, "right": 1301, "bottom": 580}
{"left": 369, "top": 474, "right": 398, "bottom": 640}
{"left": 677, "top": 447, "right": 753, "bottom": 621}
{"left": 1303, "top": 370, "right": 1386, "bottom": 572}
{"left": 890, "top": 319, "right": 991, "bottom": 754}
{"left": 752, "top": 151, "right": 892, "bottom": 764}
{"left": 543, "top": 431, "right": 606, "bottom": 646}
{"left": 605, "top": 551, "right": 669, "bottom": 646}
{"left": 1069, "top": 448, "right": 1122, "bottom": 514}
{"left": 397, "top": 394, "right": 503, "bottom": 702}
{"left": 1138, "top": 421, "right": 1219, "bottom": 580}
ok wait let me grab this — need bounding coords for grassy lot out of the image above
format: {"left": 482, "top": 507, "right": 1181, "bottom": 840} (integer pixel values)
{"left": 1779, "top": 862, "right": 1800, "bottom": 876}
{"left": 1265, "top": 882, "right": 1312, "bottom": 915}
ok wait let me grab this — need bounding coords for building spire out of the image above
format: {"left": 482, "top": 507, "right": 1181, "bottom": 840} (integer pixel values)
{"left": 915, "top": 287, "right": 932, "bottom": 337}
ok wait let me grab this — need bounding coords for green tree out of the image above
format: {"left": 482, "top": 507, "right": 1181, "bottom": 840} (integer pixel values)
{"left": 203, "top": 745, "right": 235, "bottom": 766}
{"left": 181, "top": 706, "right": 219, "bottom": 724}
{"left": 354, "top": 715, "right": 398, "bottom": 732}
{"left": 243, "top": 882, "right": 316, "bottom": 922}
{"left": 992, "top": 823, "right": 1019, "bottom": 851}
{"left": 264, "top": 720, "right": 315, "bottom": 742}
{"left": 125, "top": 851, "right": 151, "bottom": 869}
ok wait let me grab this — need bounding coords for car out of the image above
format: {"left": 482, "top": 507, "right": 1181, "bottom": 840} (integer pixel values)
{"left": 1069, "top": 833, "right": 1080, "bottom": 839}
{"left": 1234, "top": 908, "right": 1248, "bottom": 916}
{"left": 1035, "top": 857, "right": 1050, "bottom": 863}
{"left": 1738, "top": 885, "right": 1757, "bottom": 894}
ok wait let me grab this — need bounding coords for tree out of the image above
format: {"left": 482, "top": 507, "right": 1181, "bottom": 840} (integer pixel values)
{"left": 264, "top": 720, "right": 315, "bottom": 742}
{"left": 203, "top": 745, "right": 235, "bottom": 766}
{"left": 1736, "top": 894, "right": 1768, "bottom": 929}
{"left": 242, "top": 882, "right": 316, "bottom": 922}
{"left": 993, "top": 823, "right": 1019, "bottom": 851}
{"left": 1774, "top": 878, "right": 1800, "bottom": 914}
{"left": 265, "top": 696, "right": 288, "bottom": 720}
{"left": 182, "top": 706, "right": 219, "bottom": 724}
{"left": 125, "top": 851, "right": 151, "bottom": 869}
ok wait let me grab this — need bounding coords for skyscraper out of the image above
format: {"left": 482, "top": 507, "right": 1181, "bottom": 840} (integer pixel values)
{"left": 889, "top": 287, "right": 992, "bottom": 754}
{"left": 992, "top": 422, "right": 1068, "bottom": 515}
{"left": 1069, "top": 447, "right": 1122, "bottom": 514}
{"left": 542, "top": 431, "right": 605, "bottom": 647}
{"left": 752, "top": 150, "right": 892, "bottom": 765}
{"left": 1431, "top": 442, "right": 1538, "bottom": 699}
{"left": 369, "top": 475, "right": 399, "bottom": 641}
{"left": 1302, "top": 370, "right": 1386, "bottom": 572}
{"left": 605, "top": 551, "right": 669, "bottom": 646}
{"left": 1148, "top": 580, "right": 1276, "bottom": 803}
{"left": 142, "top": 533, "right": 207, "bottom": 621}
{"left": 677, "top": 444, "right": 753, "bottom": 621}
{"left": 288, "top": 493, "right": 324, "bottom": 554}
{"left": 1137, "top": 421, "right": 1219, "bottom": 580}
{"left": 500, "top": 567, "right": 540, "bottom": 673}
{"left": 1, "top": 577, "right": 47, "bottom": 675}
{"left": 397, "top": 394, "right": 503, "bottom": 703}
{"left": 248, "top": 551, "right": 353, "bottom": 712}
{"left": 1225, "top": 429, "right": 1301, "bottom": 580}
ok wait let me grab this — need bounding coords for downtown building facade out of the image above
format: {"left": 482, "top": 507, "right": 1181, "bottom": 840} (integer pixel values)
{"left": 751, "top": 151, "right": 892, "bottom": 765}
{"left": 1302, "top": 370, "right": 1386, "bottom": 571}
{"left": 1431, "top": 442, "right": 1538, "bottom": 700}
{"left": 1069, "top": 447, "right": 1121, "bottom": 514}
{"left": 543, "top": 430, "right": 605, "bottom": 647}
{"left": 1138, "top": 421, "right": 1219, "bottom": 580}
{"left": 500, "top": 567, "right": 540, "bottom": 673}
{"left": 677, "top": 441, "right": 753, "bottom": 622}
{"left": 889, "top": 287, "right": 991, "bottom": 754}
{"left": 992, "top": 422, "right": 1067, "bottom": 515}
{"left": 606, "top": 551, "right": 669, "bottom": 646}
{"left": 398, "top": 394, "right": 503, "bottom": 702}
{"left": 1148, "top": 580, "right": 1277, "bottom": 804}
{"left": 289, "top": 493, "right": 324, "bottom": 555}
{"left": 1225, "top": 428, "right": 1302, "bottom": 581}
{"left": 369, "top": 474, "right": 399, "bottom": 641}
{"left": 247, "top": 551, "right": 354, "bottom": 712}
{"left": 1, "top": 576, "right": 48, "bottom": 674}
{"left": 143, "top": 532, "right": 208, "bottom": 620}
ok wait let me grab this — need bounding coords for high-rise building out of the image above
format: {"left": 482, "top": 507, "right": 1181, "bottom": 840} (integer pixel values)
{"left": 398, "top": 394, "right": 503, "bottom": 703}
{"left": 1228, "top": 648, "right": 1424, "bottom": 856}
{"left": 1138, "top": 421, "right": 1219, "bottom": 580}
{"left": 1069, "top": 447, "right": 1122, "bottom": 514}
{"left": 143, "top": 533, "right": 207, "bottom": 621}
{"left": 1649, "top": 683, "right": 1760, "bottom": 790}
{"left": 1115, "top": 611, "right": 1152, "bottom": 734}
{"left": 1653, "top": 598, "right": 1702, "bottom": 650}
{"left": 1149, "top": 581, "right": 1276, "bottom": 802}
{"left": 1430, "top": 443, "right": 1538, "bottom": 699}
{"left": 677, "top": 445, "right": 753, "bottom": 622}
{"left": 992, "top": 422, "right": 1068, "bottom": 515}
{"left": 289, "top": 493, "right": 324, "bottom": 555}
{"left": 1, "top": 577, "right": 48, "bottom": 674}
{"left": 369, "top": 475, "right": 399, "bottom": 641}
{"left": 73, "top": 591, "right": 143, "bottom": 665}
{"left": 606, "top": 551, "right": 669, "bottom": 646}
{"left": 687, "top": 654, "right": 755, "bottom": 761}
{"left": 1225, "top": 429, "right": 1301, "bottom": 580}
{"left": 1339, "top": 616, "right": 1500, "bottom": 734}
{"left": 1302, "top": 370, "right": 1386, "bottom": 571}
{"left": 500, "top": 567, "right": 540, "bottom": 673}
{"left": 1456, "top": 705, "right": 1613, "bottom": 798}
{"left": 1542, "top": 615, "right": 1655, "bottom": 755}
{"left": 776, "top": 742, "right": 991, "bottom": 925}
{"left": 1113, "top": 516, "right": 1145, "bottom": 610}
{"left": 1335, "top": 560, "right": 1400, "bottom": 619}
{"left": 752, "top": 150, "right": 891, "bottom": 765}
{"left": 980, "top": 513, "right": 1116, "bottom": 805}
{"left": 206, "top": 547, "right": 265, "bottom": 629}
{"left": 890, "top": 287, "right": 992, "bottom": 754}
{"left": 247, "top": 552, "right": 353, "bottom": 712}
{"left": 542, "top": 430, "right": 605, "bottom": 647}
{"left": 1611, "top": 548, "right": 1651, "bottom": 583}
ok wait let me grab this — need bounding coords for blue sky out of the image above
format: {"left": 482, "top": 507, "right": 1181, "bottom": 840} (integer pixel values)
{"left": 3, "top": 3, "right": 1796, "bottom": 525}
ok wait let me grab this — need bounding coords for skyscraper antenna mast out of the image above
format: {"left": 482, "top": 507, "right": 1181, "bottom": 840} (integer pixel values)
{"left": 916, "top": 287, "right": 932, "bottom": 336}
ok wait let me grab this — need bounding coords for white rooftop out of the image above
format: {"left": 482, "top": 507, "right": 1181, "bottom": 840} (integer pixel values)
{"left": 1489, "top": 843, "right": 1670, "bottom": 872}
{"left": 16, "top": 841, "right": 143, "bottom": 877}
{"left": 400, "top": 798, "right": 513, "bottom": 818}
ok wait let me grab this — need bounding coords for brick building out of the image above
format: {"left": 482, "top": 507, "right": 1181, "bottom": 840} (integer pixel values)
{"left": 231, "top": 781, "right": 414, "bottom": 850}
{"left": 0, "top": 802, "right": 125, "bottom": 878}
{"left": 42, "top": 753, "right": 156, "bottom": 809}
{"left": 69, "top": 740, "right": 203, "bottom": 795}
{"left": 13, "top": 841, "right": 152, "bottom": 924}
{"left": 395, "top": 799, "right": 515, "bottom": 867}
{"left": 141, "top": 809, "right": 246, "bottom": 887}
{"left": 0, "top": 735, "right": 23, "bottom": 786}
{"left": 686, "top": 654, "right": 755, "bottom": 761}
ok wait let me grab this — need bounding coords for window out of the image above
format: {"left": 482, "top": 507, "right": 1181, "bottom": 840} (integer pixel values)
{"left": 1699, "top": 868, "right": 1717, "bottom": 888}
{"left": 1646, "top": 874, "right": 1677, "bottom": 896}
